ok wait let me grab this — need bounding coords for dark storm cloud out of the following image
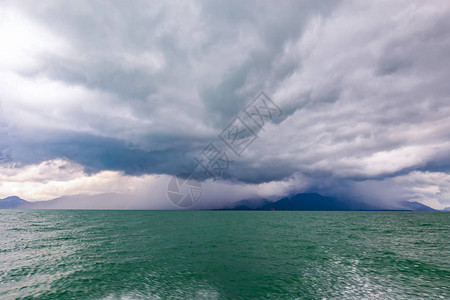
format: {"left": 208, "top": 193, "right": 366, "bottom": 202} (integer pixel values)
{"left": 0, "top": 0, "right": 341, "bottom": 173}
{"left": 2, "top": 129, "right": 206, "bottom": 176}
{"left": 1, "top": 0, "right": 450, "bottom": 208}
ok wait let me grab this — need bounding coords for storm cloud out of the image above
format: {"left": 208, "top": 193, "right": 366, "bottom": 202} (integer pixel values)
{"left": 0, "top": 0, "right": 449, "bottom": 209}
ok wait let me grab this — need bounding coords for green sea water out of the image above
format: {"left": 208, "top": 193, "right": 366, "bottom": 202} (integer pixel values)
{"left": 0, "top": 211, "right": 448, "bottom": 300}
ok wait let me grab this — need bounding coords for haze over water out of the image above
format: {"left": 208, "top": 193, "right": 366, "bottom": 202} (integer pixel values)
{"left": 1, "top": 210, "right": 448, "bottom": 299}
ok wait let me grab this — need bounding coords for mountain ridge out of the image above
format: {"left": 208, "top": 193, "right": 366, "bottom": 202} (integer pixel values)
{"left": 0, "top": 193, "right": 441, "bottom": 211}
{"left": 224, "top": 193, "right": 437, "bottom": 211}
{"left": 0, "top": 196, "right": 28, "bottom": 209}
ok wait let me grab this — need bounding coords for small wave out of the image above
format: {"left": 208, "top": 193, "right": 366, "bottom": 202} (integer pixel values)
{"left": 99, "top": 288, "right": 220, "bottom": 300}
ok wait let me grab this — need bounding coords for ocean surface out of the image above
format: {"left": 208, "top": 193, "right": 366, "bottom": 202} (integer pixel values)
{"left": 0, "top": 211, "right": 448, "bottom": 300}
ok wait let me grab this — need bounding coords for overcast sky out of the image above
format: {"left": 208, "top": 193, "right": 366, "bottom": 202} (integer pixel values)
{"left": 0, "top": 0, "right": 449, "bottom": 209}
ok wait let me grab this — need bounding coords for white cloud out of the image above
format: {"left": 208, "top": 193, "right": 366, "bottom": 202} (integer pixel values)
{"left": 0, "top": 159, "right": 152, "bottom": 201}
{"left": 0, "top": 7, "right": 67, "bottom": 71}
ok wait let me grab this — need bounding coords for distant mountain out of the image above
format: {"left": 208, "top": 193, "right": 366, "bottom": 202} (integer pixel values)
{"left": 24, "top": 193, "right": 130, "bottom": 210}
{"left": 0, "top": 193, "right": 439, "bottom": 211}
{"left": 442, "top": 207, "right": 450, "bottom": 211}
{"left": 227, "top": 193, "right": 436, "bottom": 211}
{"left": 0, "top": 193, "right": 132, "bottom": 210}
{"left": 0, "top": 196, "right": 28, "bottom": 209}
{"left": 259, "top": 193, "right": 378, "bottom": 211}
{"left": 399, "top": 201, "right": 436, "bottom": 212}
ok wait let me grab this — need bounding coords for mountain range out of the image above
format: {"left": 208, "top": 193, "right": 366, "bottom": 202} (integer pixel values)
{"left": 224, "top": 193, "right": 437, "bottom": 211}
{"left": 0, "top": 194, "right": 130, "bottom": 210}
{"left": 0, "top": 193, "right": 442, "bottom": 211}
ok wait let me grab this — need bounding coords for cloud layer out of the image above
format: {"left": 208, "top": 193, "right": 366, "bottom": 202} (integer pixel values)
{"left": 0, "top": 0, "right": 449, "bottom": 209}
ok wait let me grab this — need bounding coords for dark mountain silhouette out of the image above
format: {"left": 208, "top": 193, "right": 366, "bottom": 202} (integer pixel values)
{"left": 260, "top": 193, "right": 378, "bottom": 211}
{"left": 227, "top": 193, "right": 436, "bottom": 211}
{"left": 0, "top": 196, "right": 28, "bottom": 209}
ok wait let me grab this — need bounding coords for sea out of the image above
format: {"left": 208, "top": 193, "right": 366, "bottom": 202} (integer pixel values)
{"left": 0, "top": 210, "right": 448, "bottom": 299}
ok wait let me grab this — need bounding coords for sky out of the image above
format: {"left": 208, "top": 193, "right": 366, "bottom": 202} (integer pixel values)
{"left": 0, "top": 0, "right": 449, "bottom": 209}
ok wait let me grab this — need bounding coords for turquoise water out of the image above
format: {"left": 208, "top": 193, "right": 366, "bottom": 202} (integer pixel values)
{"left": 0, "top": 211, "right": 448, "bottom": 299}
